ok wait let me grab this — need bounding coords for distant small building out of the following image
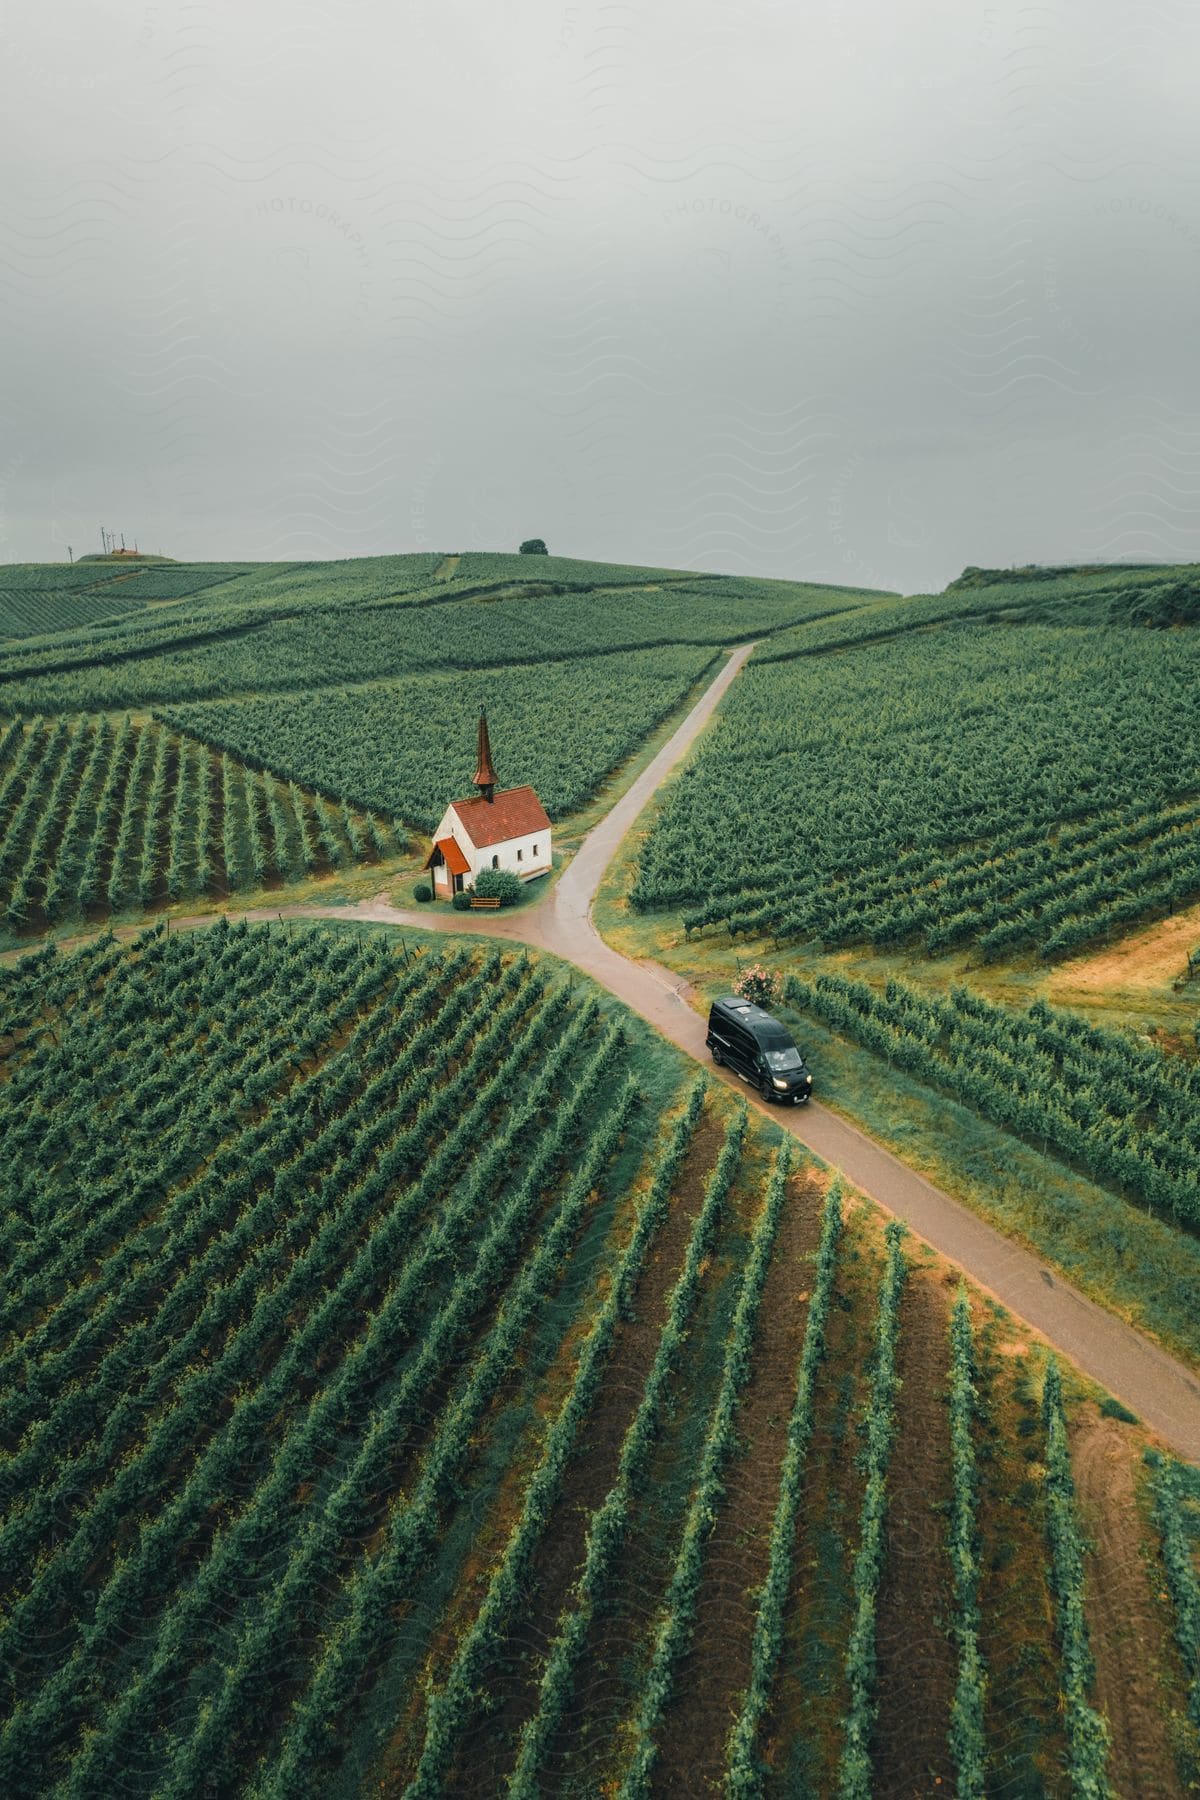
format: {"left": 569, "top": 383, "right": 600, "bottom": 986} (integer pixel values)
{"left": 424, "top": 712, "right": 552, "bottom": 898}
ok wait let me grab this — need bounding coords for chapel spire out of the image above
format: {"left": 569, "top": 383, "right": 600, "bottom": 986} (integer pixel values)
{"left": 473, "top": 709, "right": 498, "bottom": 802}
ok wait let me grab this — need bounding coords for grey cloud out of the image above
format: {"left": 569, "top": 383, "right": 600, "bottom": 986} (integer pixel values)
{"left": 1, "top": 0, "right": 1198, "bottom": 589}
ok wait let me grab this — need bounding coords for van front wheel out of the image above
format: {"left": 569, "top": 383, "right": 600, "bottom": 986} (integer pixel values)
{"left": 759, "top": 1075, "right": 774, "bottom": 1104}
{"left": 711, "top": 1045, "right": 724, "bottom": 1067}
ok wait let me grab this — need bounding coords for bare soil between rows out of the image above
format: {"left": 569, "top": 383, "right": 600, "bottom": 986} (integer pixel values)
{"left": 869, "top": 1263, "right": 957, "bottom": 1798}
{"left": 383, "top": 1109, "right": 728, "bottom": 1795}
{"left": 650, "top": 1166, "right": 825, "bottom": 1794}
{"left": 1072, "top": 1415, "right": 1183, "bottom": 1798}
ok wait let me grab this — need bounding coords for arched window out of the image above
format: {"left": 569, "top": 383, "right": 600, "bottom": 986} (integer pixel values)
{"left": 491, "top": 854, "right": 499, "bottom": 869}
{"left": 532, "top": 842, "right": 538, "bottom": 856}
{"left": 517, "top": 848, "right": 523, "bottom": 862}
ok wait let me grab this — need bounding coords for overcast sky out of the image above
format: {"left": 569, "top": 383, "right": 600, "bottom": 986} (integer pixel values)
{"left": 2, "top": 1, "right": 1198, "bottom": 591}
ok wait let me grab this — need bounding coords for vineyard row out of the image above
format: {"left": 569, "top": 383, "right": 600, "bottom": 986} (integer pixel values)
{"left": 633, "top": 624, "right": 1200, "bottom": 962}
{"left": 3, "top": 927, "right": 1194, "bottom": 1794}
{"left": 785, "top": 972, "right": 1200, "bottom": 1228}
{"left": 0, "top": 714, "right": 401, "bottom": 928}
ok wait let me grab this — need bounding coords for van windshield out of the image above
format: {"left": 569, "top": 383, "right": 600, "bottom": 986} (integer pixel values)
{"left": 764, "top": 1047, "right": 803, "bottom": 1072}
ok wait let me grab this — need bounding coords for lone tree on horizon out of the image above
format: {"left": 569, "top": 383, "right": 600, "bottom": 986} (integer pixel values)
{"left": 519, "top": 537, "right": 548, "bottom": 555}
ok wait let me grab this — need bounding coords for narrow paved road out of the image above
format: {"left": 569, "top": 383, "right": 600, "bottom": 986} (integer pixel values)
{"left": 18, "top": 645, "right": 1200, "bottom": 1458}
{"left": 328, "top": 644, "right": 1200, "bottom": 1461}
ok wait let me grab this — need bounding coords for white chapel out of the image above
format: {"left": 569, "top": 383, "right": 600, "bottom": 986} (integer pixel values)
{"left": 424, "top": 712, "right": 552, "bottom": 898}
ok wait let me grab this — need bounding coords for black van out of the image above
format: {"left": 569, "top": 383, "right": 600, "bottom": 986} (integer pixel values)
{"left": 706, "top": 996, "right": 814, "bottom": 1104}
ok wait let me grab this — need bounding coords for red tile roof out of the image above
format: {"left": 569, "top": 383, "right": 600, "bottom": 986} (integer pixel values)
{"left": 451, "top": 786, "right": 551, "bottom": 849}
{"left": 425, "top": 835, "right": 470, "bottom": 875}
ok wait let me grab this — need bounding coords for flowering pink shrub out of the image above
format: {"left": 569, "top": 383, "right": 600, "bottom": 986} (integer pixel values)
{"left": 733, "top": 964, "right": 779, "bottom": 1009}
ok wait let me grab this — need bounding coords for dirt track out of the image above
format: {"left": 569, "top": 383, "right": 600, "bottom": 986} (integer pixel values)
{"left": 1072, "top": 1416, "right": 1180, "bottom": 1796}
{"left": 17, "top": 643, "right": 1200, "bottom": 1460}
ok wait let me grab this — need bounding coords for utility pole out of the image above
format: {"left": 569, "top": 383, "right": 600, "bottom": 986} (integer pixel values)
{"left": 67, "top": 545, "right": 73, "bottom": 563}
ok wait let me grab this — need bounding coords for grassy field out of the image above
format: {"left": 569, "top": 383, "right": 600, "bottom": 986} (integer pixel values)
{"left": 1, "top": 921, "right": 1196, "bottom": 1797}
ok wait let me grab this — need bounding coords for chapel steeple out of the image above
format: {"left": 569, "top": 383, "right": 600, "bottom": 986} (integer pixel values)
{"left": 473, "top": 710, "right": 498, "bottom": 802}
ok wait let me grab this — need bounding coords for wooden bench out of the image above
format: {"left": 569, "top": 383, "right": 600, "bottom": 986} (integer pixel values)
{"left": 469, "top": 895, "right": 502, "bottom": 910}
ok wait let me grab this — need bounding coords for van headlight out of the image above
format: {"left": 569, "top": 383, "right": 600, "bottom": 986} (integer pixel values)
{"left": 773, "top": 1077, "right": 789, "bottom": 1091}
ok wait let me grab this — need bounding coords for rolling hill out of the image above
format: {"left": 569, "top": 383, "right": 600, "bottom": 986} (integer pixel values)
{"left": 2, "top": 549, "right": 1200, "bottom": 1795}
